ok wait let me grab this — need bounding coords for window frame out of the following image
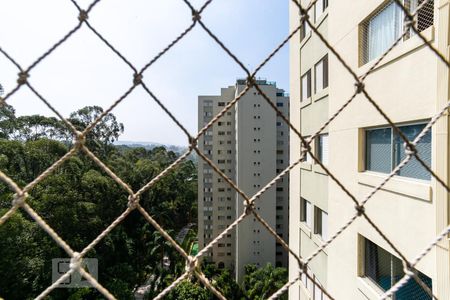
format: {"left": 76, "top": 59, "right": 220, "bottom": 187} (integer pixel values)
{"left": 300, "top": 198, "right": 313, "bottom": 229}
{"left": 314, "top": 54, "right": 329, "bottom": 94}
{"left": 314, "top": 0, "right": 329, "bottom": 23}
{"left": 314, "top": 207, "right": 328, "bottom": 241}
{"left": 316, "top": 133, "right": 329, "bottom": 165}
{"left": 301, "top": 69, "right": 312, "bottom": 101}
{"left": 359, "top": 0, "right": 435, "bottom": 65}
{"left": 361, "top": 236, "right": 433, "bottom": 298}
{"left": 300, "top": 9, "right": 312, "bottom": 42}
{"left": 364, "top": 121, "right": 432, "bottom": 180}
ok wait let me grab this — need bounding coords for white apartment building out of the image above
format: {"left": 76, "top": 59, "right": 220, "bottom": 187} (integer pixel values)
{"left": 198, "top": 79, "right": 289, "bottom": 282}
{"left": 290, "top": 0, "right": 449, "bottom": 299}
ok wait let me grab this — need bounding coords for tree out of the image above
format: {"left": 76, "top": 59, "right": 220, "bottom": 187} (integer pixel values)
{"left": 0, "top": 104, "right": 17, "bottom": 139}
{"left": 69, "top": 106, "right": 124, "bottom": 155}
{"left": 14, "top": 115, "right": 70, "bottom": 141}
{"left": 166, "top": 280, "right": 210, "bottom": 300}
{"left": 0, "top": 107, "right": 199, "bottom": 300}
{"left": 242, "top": 263, "right": 288, "bottom": 300}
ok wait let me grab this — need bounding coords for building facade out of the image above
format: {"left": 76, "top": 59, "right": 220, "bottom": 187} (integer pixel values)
{"left": 289, "top": 0, "right": 449, "bottom": 299}
{"left": 198, "top": 79, "right": 289, "bottom": 281}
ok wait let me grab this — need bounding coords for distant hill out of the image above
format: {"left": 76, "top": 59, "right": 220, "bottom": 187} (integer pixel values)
{"left": 114, "top": 141, "right": 197, "bottom": 162}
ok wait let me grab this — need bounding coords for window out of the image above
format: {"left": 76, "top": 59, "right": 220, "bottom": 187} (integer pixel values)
{"left": 276, "top": 102, "right": 284, "bottom": 107}
{"left": 218, "top": 102, "right": 225, "bottom": 106}
{"left": 361, "top": 0, "right": 434, "bottom": 64}
{"left": 301, "top": 268, "right": 330, "bottom": 300}
{"left": 317, "top": 133, "right": 329, "bottom": 165}
{"left": 300, "top": 198, "right": 312, "bottom": 228}
{"left": 314, "top": 207, "right": 328, "bottom": 241}
{"left": 301, "top": 267, "right": 311, "bottom": 289}
{"left": 314, "top": 0, "right": 329, "bottom": 22}
{"left": 301, "top": 70, "right": 312, "bottom": 101}
{"left": 306, "top": 148, "right": 313, "bottom": 164}
{"left": 363, "top": 237, "right": 432, "bottom": 299}
{"left": 313, "top": 277, "right": 330, "bottom": 300}
{"left": 300, "top": 9, "right": 312, "bottom": 41}
{"left": 365, "top": 123, "right": 431, "bottom": 180}
{"left": 301, "top": 136, "right": 314, "bottom": 164}
{"left": 315, "top": 55, "right": 328, "bottom": 93}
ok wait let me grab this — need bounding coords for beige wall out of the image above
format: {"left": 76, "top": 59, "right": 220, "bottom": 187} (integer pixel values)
{"left": 290, "top": 0, "right": 331, "bottom": 298}
{"left": 290, "top": 0, "right": 450, "bottom": 299}
{"left": 328, "top": 0, "right": 448, "bottom": 298}
{"left": 289, "top": 0, "right": 302, "bottom": 297}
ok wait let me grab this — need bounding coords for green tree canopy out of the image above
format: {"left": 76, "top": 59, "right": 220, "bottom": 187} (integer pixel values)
{"left": 0, "top": 107, "right": 197, "bottom": 300}
{"left": 243, "top": 263, "right": 288, "bottom": 300}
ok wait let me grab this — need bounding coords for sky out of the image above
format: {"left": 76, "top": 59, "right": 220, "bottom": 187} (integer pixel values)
{"left": 0, "top": 0, "right": 289, "bottom": 147}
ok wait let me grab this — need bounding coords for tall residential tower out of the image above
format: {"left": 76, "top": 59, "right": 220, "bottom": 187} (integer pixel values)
{"left": 198, "top": 79, "right": 290, "bottom": 281}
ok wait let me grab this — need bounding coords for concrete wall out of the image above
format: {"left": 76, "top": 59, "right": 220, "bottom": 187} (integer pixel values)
{"left": 290, "top": 0, "right": 450, "bottom": 299}
{"left": 289, "top": 0, "right": 302, "bottom": 297}
{"left": 290, "top": 0, "right": 330, "bottom": 298}
{"left": 328, "top": 0, "right": 448, "bottom": 298}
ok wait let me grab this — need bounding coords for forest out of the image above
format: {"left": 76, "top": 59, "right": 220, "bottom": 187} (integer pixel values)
{"left": 0, "top": 104, "right": 287, "bottom": 299}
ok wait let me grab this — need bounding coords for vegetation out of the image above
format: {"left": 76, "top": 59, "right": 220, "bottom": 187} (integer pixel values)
{"left": 0, "top": 105, "right": 196, "bottom": 299}
{"left": 165, "top": 263, "right": 288, "bottom": 300}
{"left": 0, "top": 104, "right": 287, "bottom": 299}
{"left": 242, "top": 264, "right": 288, "bottom": 300}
